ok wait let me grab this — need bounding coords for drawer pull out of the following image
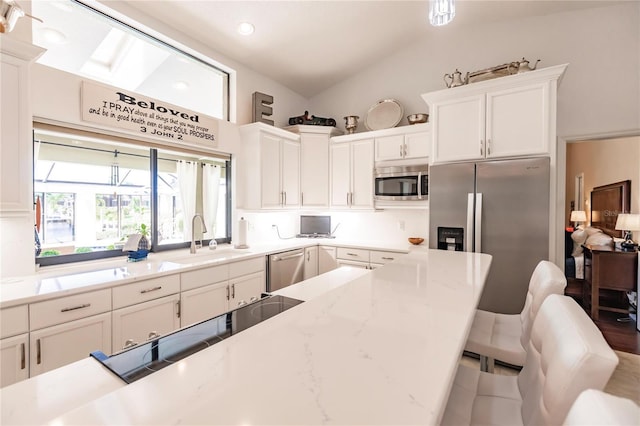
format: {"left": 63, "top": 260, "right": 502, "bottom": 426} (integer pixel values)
{"left": 61, "top": 303, "right": 91, "bottom": 313}
{"left": 231, "top": 283, "right": 236, "bottom": 298}
{"left": 20, "top": 343, "right": 26, "bottom": 369}
{"left": 123, "top": 339, "right": 138, "bottom": 350}
{"left": 226, "top": 285, "right": 230, "bottom": 301}
{"left": 140, "top": 286, "right": 162, "bottom": 294}
{"left": 36, "top": 339, "right": 41, "bottom": 364}
{"left": 381, "top": 257, "right": 394, "bottom": 260}
{"left": 346, "top": 252, "right": 359, "bottom": 256}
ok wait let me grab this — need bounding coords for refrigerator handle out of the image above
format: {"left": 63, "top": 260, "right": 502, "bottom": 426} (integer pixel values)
{"left": 466, "top": 193, "right": 474, "bottom": 252}
{"left": 475, "top": 193, "right": 483, "bottom": 253}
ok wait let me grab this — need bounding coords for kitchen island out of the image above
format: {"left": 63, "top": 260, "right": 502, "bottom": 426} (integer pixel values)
{"left": 7, "top": 249, "right": 491, "bottom": 425}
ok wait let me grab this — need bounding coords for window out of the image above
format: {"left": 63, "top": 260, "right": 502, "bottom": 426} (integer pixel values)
{"left": 34, "top": 127, "right": 231, "bottom": 265}
{"left": 31, "top": 0, "right": 229, "bottom": 120}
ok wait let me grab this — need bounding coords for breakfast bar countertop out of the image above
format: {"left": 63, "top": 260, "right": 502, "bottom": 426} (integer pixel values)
{"left": 39, "top": 249, "right": 491, "bottom": 425}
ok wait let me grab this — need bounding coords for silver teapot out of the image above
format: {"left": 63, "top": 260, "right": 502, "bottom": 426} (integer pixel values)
{"left": 515, "top": 57, "right": 540, "bottom": 73}
{"left": 444, "top": 69, "right": 469, "bottom": 88}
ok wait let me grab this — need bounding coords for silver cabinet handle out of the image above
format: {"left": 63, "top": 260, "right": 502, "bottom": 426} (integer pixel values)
{"left": 307, "top": 251, "right": 310, "bottom": 262}
{"left": 399, "top": 145, "right": 403, "bottom": 157}
{"left": 381, "top": 257, "right": 394, "bottom": 260}
{"left": 20, "top": 343, "right": 26, "bottom": 369}
{"left": 487, "top": 138, "right": 491, "bottom": 155}
{"left": 284, "top": 191, "right": 287, "bottom": 205}
{"left": 123, "top": 339, "right": 138, "bottom": 350}
{"left": 346, "top": 252, "right": 358, "bottom": 257}
{"left": 36, "top": 339, "right": 41, "bottom": 364}
{"left": 346, "top": 192, "right": 350, "bottom": 205}
{"left": 301, "top": 192, "right": 304, "bottom": 206}
{"left": 148, "top": 331, "right": 160, "bottom": 340}
{"left": 176, "top": 300, "right": 181, "bottom": 318}
{"left": 480, "top": 140, "right": 484, "bottom": 156}
{"left": 417, "top": 171, "right": 423, "bottom": 200}
{"left": 61, "top": 303, "right": 91, "bottom": 312}
{"left": 226, "top": 285, "right": 230, "bottom": 301}
{"left": 140, "top": 286, "right": 162, "bottom": 294}
{"left": 231, "top": 283, "right": 235, "bottom": 298}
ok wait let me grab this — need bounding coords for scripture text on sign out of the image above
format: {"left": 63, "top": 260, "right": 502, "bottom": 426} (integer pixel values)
{"left": 81, "top": 81, "right": 218, "bottom": 147}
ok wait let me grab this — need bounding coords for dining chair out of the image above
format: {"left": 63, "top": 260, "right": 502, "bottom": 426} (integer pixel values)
{"left": 563, "top": 389, "right": 640, "bottom": 425}
{"left": 441, "top": 294, "right": 619, "bottom": 426}
{"left": 465, "top": 260, "right": 567, "bottom": 372}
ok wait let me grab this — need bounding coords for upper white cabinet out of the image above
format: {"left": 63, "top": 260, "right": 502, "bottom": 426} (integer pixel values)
{"left": 329, "top": 138, "right": 374, "bottom": 209}
{"left": 423, "top": 64, "right": 568, "bottom": 164}
{"left": 373, "top": 124, "right": 430, "bottom": 163}
{"left": 239, "top": 123, "right": 301, "bottom": 209}
{"left": 285, "top": 125, "right": 343, "bottom": 209}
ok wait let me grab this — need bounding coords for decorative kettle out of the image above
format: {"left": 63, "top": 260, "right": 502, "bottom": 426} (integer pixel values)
{"left": 444, "top": 69, "right": 469, "bottom": 88}
{"left": 515, "top": 57, "right": 540, "bottom": 73}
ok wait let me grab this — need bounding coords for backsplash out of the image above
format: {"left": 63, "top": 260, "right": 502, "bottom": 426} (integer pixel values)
{"left": 236, "top": 209, "right": 429, "bottom": 246}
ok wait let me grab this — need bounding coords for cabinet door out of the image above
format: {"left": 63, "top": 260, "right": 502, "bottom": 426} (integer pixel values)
{"left": 318, "top": 246, "right": 338, "bottom": 274}
{"left": 486, "top": 83, "right": 549, "bottom": 158}
{"left": 260, "top": 132, "right": 283, "bottom": 208}
{"left": 432, "top": 95, "right": 485, "bottom": 163}
{"left": 181, "top": 281, "right": 230, "bottom": 328}
{"left": 1, "top": 333, "right": 29, "bottom": 387}
{"left": 231, "top": 272, "right": 265, "bottom": 308}
{"left": 300, "top": 134, "right": 329, "bottom": 207}
{"left": 375, "top": 135, "right": 404, "bottom": 162}
{"left": 304, "top": 246, "right": 319, "bottom": 280}
{"left": 281, "top": 138, "right": 300, "bottom": 208}
{"left": 404, "top": 131, "right": 430, "bottom": 160}
{"left": 330, "top": 143, "right": 351, "bottom": 208}
{"left": 29, "top": 312, "right": 111, "bottom": 377}
{"left": 350, "top": 139, "right": 374, "bottom": 209}
{"left": 112, "top": 294, "right": 180, "bottom": 352}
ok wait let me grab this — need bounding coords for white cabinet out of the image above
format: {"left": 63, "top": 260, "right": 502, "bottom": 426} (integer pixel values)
{"left": 29, "top": 312, "right": 111, "bottom": 377}
{"left": 318, "top": 246, "right": 338, "bottom": 274}
{"left": 180, "top": 257, "right": 265, "bottom": 326}
{"left": 112, "top": 294, "right": 181, "bottom": 352}
{"left": 284, "top": 125, "right": 343, "bottom": 208}
{"left": 336, "top": 247, "right": 405, "bottom": 270}
{"left": 423, "top": 65, "right": 567, "bottom": 164}
{"left": 1, "top": 333, "right": 29, "bottom": 387}
{"left": 239, "top": 123, "right": 301, "bottom": 209}
{"left": 303, "top": 246, "right": 319, "bottom": 279}
{"left": 330, "top": 138, "right": 374, "bottom": 209}
{"left": 374, "top": 125, "right": 430, "bottom": 162}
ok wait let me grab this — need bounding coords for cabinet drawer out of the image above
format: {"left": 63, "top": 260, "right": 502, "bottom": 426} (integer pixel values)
{"left": 336, "top": 247, "right": 369, "bottom": 262}
{"left": 30, "top": 289, "right": 111, "bottom": 330}
{"left": 370, "top": 250, "right": 403, "bottom": 265}
{"left": 1, "top": 305, "right": 29, "bottom": 338}
{"left": 229, "top": 257, "right": 264, "bottom": 278}
{"left": 113, "top": 274, "right": 180, "bottom": 309}
{"left": 181, "top": 264, "right": 228, "bottom": 292}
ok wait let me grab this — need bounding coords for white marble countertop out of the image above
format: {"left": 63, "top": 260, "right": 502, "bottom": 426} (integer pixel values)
{"left": 31, "top": 249, "right": 491, "bottom": 425}
{"left": 0, "top": 238, "right": 416, "bottom": 308}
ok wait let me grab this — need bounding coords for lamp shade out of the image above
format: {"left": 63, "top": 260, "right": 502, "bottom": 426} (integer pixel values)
{"left": 570, "top": 210, "right": 587, "bottom": 222}
{"left": 615, "top": 213, "right": 640, "bottom": 231}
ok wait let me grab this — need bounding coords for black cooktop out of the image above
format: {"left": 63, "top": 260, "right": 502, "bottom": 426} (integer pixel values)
{"left": 91, "top": 294, "right": 303, "bottom": 384}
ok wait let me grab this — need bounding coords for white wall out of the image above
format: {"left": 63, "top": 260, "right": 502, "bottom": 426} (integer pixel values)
{"left": 310, "top": 3, "right": 640, "bottom": 139}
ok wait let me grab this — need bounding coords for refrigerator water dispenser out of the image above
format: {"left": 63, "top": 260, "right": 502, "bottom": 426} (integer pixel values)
{"left": 437, "top": 227, "right": 463, "bottom": 251}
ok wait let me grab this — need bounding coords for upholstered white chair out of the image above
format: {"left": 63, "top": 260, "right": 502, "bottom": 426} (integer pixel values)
{"left": 441, "top": 295, "right": 619, "bottom": 426}
{"left": 465, "top": 260, "right": 567, "bottom": 372}
{"left": 563, "top": 389, "right": 640, "bottom": 425}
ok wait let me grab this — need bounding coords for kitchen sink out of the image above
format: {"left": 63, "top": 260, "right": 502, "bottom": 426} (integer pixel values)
{"left": 167, "top": 248, "right": 253, "bottom": 265}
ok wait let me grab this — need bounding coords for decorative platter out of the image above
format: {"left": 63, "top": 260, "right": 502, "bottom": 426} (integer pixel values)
{"left": 365, "top": 99, "right": 403, "bottom": 131}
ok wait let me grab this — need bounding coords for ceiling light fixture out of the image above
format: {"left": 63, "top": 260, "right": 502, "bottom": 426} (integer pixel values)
{"left": 429, "top": 0, "right": 455, "bottom": 27}
{"left": 237, "top": 22, "right": 254, "bottom": 36}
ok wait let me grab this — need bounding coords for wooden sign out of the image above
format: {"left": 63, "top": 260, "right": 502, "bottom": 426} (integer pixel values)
{"left": 81, "top": 81, "right": 218, "bottom": 147}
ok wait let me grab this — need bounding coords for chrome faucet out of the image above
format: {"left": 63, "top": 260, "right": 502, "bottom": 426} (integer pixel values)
{"left": 190, "top": 214, "right": 208, "bottom": 254}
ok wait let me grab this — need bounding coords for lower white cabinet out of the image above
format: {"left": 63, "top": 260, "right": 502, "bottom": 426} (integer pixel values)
{"left": 181, "top": 281, "right": 229, "bottom": 327}
{"left": 304, "top": 246, "right": 319, "bottom": 279}
{"left": 230, "top": 271, "right": 264, "bottom": 309}
{"left": 318, "top": 246, "right": 338, "bottom": 274}
{"left": 112, "top": 294, "right": 180, "bottom": 352}
{"left": 336, "top": 247, "right": 405, "bottom": 270}
{"left": 29, "top": 312, "right": 111, "bottom": 377}
{"left": 1, "top": 333, "right": 29, "bottom": 387}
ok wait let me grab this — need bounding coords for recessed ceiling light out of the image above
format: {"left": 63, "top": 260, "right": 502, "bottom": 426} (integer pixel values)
{"left": 237, "top": 22, "right": 254, "bottom": 36}
{"left": 173, "top": 81, "right": 189, "bottom": 90}
{"left": 40, "top": 27, "right": 67, "bottom": 44}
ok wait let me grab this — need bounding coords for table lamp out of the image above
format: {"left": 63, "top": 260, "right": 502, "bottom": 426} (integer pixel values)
{"left": 570, "top": 210, "right": 587, "bottom": 229}
{"left": 615, "top": 213, "right": 640, "bottom": 250}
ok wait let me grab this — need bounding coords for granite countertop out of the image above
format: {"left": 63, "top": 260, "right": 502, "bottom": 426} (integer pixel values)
{"left": 0, "top": 238, "right": 418, "bottom": 308}
{"left": 4, "top": 249, "right": 491, "bottom": 425}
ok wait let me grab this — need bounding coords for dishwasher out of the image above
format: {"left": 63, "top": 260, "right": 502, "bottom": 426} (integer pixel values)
{"left": 267, "top": 248, "right": 305, "bottom": 292}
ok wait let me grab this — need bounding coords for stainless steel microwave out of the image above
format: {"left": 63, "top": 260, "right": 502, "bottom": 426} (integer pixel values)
{"left": 374, "top": 165, "right": 428, "bottom": 201}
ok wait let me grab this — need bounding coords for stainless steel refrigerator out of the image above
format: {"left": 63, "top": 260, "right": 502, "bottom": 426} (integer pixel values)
{"left": 429, "top": 157, "right": 550, "bottom": 314}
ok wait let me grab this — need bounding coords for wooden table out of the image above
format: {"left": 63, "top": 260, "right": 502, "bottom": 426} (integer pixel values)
{"left": 582, "top": 244, "right": 638, "bottom": 320}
